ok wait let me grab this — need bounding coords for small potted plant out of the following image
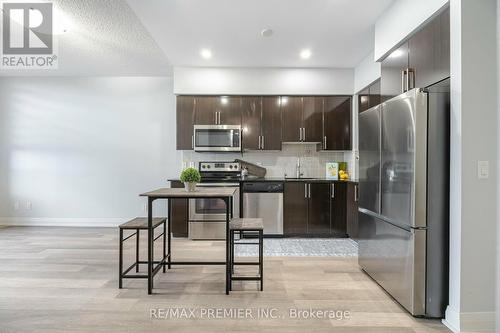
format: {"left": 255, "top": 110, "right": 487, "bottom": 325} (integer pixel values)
{"left": 179, "top": 167, "right": 201, "bottom": 192}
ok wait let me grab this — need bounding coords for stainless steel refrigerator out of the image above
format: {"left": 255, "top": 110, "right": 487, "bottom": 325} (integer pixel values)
{"left": 358, "top": 80, "right": 450, "bottom": 318}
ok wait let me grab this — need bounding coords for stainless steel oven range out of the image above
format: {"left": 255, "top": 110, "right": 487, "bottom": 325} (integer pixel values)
{"left": 189, "top": 161, "right": 241, "bottom": 240}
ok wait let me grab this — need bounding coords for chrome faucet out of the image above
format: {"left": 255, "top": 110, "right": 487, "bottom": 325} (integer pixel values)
{"left": 296, "top": 157, "right": 304, "bottom": 178}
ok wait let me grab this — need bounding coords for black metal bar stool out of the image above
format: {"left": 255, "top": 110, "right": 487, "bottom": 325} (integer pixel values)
{"left": 229, "top": 218, "right": 264, "bottom": 292}
{"left": 118, "top": 217, "right": 167, "bottom": 288}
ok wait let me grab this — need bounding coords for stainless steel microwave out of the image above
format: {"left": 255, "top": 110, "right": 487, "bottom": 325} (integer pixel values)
{"left": 193, "top": 125, "right": 241, "bottom": 152}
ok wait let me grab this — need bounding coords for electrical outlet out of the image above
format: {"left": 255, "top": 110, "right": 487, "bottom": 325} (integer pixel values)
{"left": 14, "top": 201, "right": 19, "bottom": 211}
{"left": 26, "top": 201, "right": 32, "bottom": 210}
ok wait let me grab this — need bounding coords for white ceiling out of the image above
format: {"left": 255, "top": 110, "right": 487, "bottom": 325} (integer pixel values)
{"left": 127, "top": 0, "right": 395, "bottom": 68}
{"left": 0, "top": 0, "right": 171, "bottom": 76}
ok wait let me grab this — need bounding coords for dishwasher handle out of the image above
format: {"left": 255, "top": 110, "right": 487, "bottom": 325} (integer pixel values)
{"left": 242, "top": 182, "right": 284, "bottom": 193}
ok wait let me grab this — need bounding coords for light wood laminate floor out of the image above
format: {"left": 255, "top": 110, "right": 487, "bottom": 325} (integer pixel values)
{"left": 0, "top": 227, "right": 450, "bottom": 333}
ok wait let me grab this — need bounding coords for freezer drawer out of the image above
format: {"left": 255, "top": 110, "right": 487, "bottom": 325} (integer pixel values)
{"left": 358, "top": 210, "right": 426, "bottom": 316}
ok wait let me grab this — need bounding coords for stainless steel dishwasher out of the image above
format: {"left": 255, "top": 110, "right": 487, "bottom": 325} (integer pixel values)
{"left": 242, "top": 181, "right": 284, "bottom": 235}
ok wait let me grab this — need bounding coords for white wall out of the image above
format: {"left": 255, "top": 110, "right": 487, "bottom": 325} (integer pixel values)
{"left": 374, "top": 0, "right": 449, "bottom": 60}
{"left": 444, "top": 0, "right": 498, "bottom": 332}
{"left": 353, "top": 51, "right": 381, "bottom": 93}
{"left": 0, "top": 77, "right": 180, "bottom": 227}
{"left": 174, "top": 67, "right": 354, "bottom": 95}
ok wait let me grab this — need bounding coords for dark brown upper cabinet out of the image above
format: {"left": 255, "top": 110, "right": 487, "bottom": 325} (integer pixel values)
{"left": 358, "top": 79, "right": 381, "bottom": 114}
{"left": 282, "top": 96, "right": 323, "bottom": 143}
{"left": 281, "top": 96, "right": 303, "bottom": 142}
{"left": 381, "top": 7, "right": 450, "bottom": 101}
{"left": 368, "top": 79, "right": 381, "bottom": 108}
{"left": 381, "top": 42, "right": 410, "bottom": 102}
{"left": 176, "top": 96, "right": 196, "bottom": 150}
{"left": 242, "top": 96, "right": 282, "bottom": 151}
{"left": 241, "top": 96, "right": 261, "bottom": 150}
{"left": 358, "top": 87, "right": 370, "bottom": 113}
{"left": 194, "top": 96, "right": 241, "bottom": 125}
{"left": 323, "top": 96, "right": 352, "bottom": 150}
{"left": 409, "top": 7, "right": 450, "bottom": 88}
{"left": 216, "top": 96, "right": 241, "bottom": 125}
{"left": 194, "top": 96, "right": 217, "bottom": 125}
{"left": 261, "top": 96, "right": 282, "bottom": 150}
{"left": 302, "top": 97, "right": 324, "bottom": 143}
{"left": 177, "top": 94, "right": 352, "bottom": 151}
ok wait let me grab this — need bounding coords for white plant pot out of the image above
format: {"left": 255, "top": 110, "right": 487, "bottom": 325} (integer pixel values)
{"left": 184, "top": 182, "right": 197, "bottom": 192}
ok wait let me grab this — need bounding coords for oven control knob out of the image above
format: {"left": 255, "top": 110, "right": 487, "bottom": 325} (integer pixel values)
{"left": 207, "top": 165, "right": 211, "bottom": 169}
{"left": 229, "top": 165, "right": 233, "bottom": 169}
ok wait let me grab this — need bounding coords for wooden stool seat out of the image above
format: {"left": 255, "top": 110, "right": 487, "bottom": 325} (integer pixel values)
{"left": 229, "top": 218, "right": 264, "bottom": 231}
{"left": 119, "top": 217, "right": 165, "bottom": 230}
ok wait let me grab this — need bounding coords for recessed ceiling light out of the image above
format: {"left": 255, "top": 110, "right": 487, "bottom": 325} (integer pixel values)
{"left": 261, "top": 28, "right": 273, "bottom": 37}
{"left": 200, "top": 49, "right": 212, "bottom": 59}
{"left": 300, "top": 49, "right": 312, "bottom": 59}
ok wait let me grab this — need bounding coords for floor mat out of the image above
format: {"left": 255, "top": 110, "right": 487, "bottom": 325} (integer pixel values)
{"left": 234, "top": 238, "right": 358, "bottom": 257}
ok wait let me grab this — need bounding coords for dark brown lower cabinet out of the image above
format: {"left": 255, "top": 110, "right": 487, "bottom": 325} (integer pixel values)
{"left": 283, "top": 182, "right": 308, "bottom": 234}
{"left": 331, "top": 182, "right": 347, "bottom": 236}
{"left": 284, "top": 181, "right": 352, "bottom": 237}
{"left": 346, "top": 183, "right": 359, "bottom": 240}
{"left": 307, "top": 183, "right": 331, "bottom": 234}
{"left": 170, "top": 181, "right": 188, "bottom": 237}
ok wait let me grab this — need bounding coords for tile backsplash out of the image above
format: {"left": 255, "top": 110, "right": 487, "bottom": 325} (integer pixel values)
{"left": 180, "top": 144, "right": 355, "bottom": 179}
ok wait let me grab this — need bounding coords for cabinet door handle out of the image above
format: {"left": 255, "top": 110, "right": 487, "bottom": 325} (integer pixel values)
{"left": 191, "top": 135, "right": 194, "bottom": 149}
{"left": 303, "top": 127, "right": 306, "bottom": 141}
{"left": 214, "top": 112, "right": 217, "bottom": 124}
{"left": 331, "top": 183, "right": 335, "bottom": 198}
{"left": 218, "top": 112, "right": 221, "bottom": 124}
{"left": 304, "top": 183, "right": 308, "bottom": 199}
{"left": 354, "top": 185, "right": 359, "bottom": 202}
{"left": 308, "top": 183, "right": 311, "bottom": 198}
{"left": 324, "top": 136, "right": 327, "bottom": 150}
{"left": 258, "top": 136, "right": 261, "bottom": 150}
{"left": 299, "top": 128, "right": 302, "bottom": 141}
{"left": 261, "top": 135, "right": 264, "bottom": 150}
{"left": 401, "top": 69, "right": 406, "bottom": 93}
{"left": 408, "top": 68, "right": 415, "bottom": 90}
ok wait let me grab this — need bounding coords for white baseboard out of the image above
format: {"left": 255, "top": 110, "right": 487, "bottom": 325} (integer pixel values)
{"left": 444, "top": 306, "right": 460, "bottom": 333}
{"left": 0, "top": 217, "right": 129, "bottom": 227}
{"left": 444, "top": 306, "right": 496, "bottom": 333}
